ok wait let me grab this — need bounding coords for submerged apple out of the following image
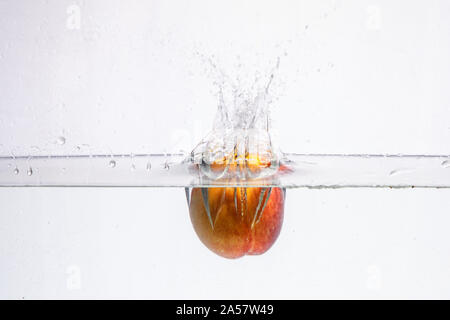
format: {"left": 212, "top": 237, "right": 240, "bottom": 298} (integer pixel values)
{"left": 188, "top": 153, "right": 286, "bottom": 260}
{"left": 186, "top": 65, "right": 287, "bottom": 258}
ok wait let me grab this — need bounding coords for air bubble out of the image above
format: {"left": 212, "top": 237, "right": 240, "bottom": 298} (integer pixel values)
{"left": 109, "top": 160, "right": 116, "bottom": 168}
{"left": 27, "top": 167, "right": 33, "bottom": 176}
{"left": 146, "top": 162, "right": 152, "bottom": 171}
{"left": 13, "top": 168, "right": 19, "bottom": 175}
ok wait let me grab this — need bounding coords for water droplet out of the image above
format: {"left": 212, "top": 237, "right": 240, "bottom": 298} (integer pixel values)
{"left": 389, "top": 170, "right": 398, "bottom": 176}
{"left": 109, "top": 160, "right": 116, "bottom": 168}
{"left": 27, "top": 167, "right": 33, "bottom": 176}
{"left": 56, "top": 136, "right": 66, "bottom": 145}
{"left": 389, "top": 169, "right": 413, "bottom": 176}
{"left": 146, "top": 162, "right": 152, "bottom": 171}
{"left": 442, "top": 160, "right": 450, "bottom": 168}
{"left": 13, "top": 168, "right": 19, "bottom": 175}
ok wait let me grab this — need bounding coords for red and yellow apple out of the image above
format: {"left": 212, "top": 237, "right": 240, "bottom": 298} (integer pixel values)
{"left": 188, "top": 155, "right": 285, "bottom": 259}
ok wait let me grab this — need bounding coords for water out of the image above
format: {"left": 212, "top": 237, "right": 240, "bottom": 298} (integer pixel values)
{"left": 1, "top": 186, "right": 449, "bottom": 298}
{"left": 1, "top": 0, "right": 449, "bottom": 298}
{"left": 1, "top": 153, "right": 449, "bottom": 188}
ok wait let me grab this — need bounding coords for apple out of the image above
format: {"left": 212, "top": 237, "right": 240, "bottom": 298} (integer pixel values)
{"left": 189, "top": 186, "right": 285, "bottom": 259}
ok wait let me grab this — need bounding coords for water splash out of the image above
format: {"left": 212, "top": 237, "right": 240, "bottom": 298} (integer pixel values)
{"left": 190, "top": 57, "right": 282, "bottom": 181}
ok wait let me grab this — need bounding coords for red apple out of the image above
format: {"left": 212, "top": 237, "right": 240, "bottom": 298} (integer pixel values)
{"left": 189, "top": 186, "right": 285, "bottom": 259}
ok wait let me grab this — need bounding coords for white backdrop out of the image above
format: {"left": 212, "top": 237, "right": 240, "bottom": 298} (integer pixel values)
{"left": 0, "top": 0, "right": 450, "bottom": 299}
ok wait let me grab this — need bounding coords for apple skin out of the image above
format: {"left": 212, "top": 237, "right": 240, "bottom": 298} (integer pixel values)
{"left": 189, "top": 187, "right": 285, "bottom": 259}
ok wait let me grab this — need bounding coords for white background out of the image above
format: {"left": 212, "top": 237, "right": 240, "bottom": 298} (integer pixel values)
{"left": 0, "top": 0, "right": 450, "bottom": 299}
